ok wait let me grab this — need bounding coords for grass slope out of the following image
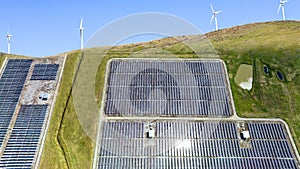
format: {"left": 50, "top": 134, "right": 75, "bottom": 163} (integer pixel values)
{"left": 39, "top": 52, "right": 94, "bottom": 169}
{"left": 38, "top": 21, "right": 300, "bottom": 168}
{"left": 209, "top": 21, "right": 300, "bottom": 152}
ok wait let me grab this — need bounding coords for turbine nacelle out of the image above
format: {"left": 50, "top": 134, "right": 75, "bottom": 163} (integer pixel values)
{"left": 280, "top": 0, "right": 289, "bottom": 5}
{"left": 79, "top": 18, "right": 84, "bottom": 31}
{"left": 6, "top": 31, "right": 13, "bottom": 40}
{"left": 213, "top": 11, "right": 222, "bottom": 16}
{"left": 6, "top": 34, "right": 12, "bottom": 38}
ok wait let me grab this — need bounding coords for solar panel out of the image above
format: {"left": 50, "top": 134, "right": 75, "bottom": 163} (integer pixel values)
{"left": 0, "top": 105, "right": 48, "bottom": 168}
{"left": 105, "top": 59, "right": 233, "bottom": 117}
{"left": 97, "top": 121, "right": 299, "bottom": 169}
{"left": 0, "top": 59, "right": 32, "bottom": 148}
{"left": 30, "top": 64, "right": 59, "bottom": 80}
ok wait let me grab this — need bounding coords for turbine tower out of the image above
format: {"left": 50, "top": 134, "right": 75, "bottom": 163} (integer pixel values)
{"left": 210, "top": 4, "right": 222, "bottom": 31}
{"left": 277, "top": 0, "right": 289, "bottom": 20}
{"left": 6, "top": 31, "right": 13, "bottom": 54}
{"left": 79, "top": 18, "right": 84, "bottom": 50}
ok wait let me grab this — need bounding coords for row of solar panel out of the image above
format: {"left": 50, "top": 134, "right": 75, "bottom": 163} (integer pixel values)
{"left": 109, "top": 60, "right": 224, "bottom": 74}
{"left": 108, "top": 73, "right": 226, "bottom": 87}
{"left": 0, "top": 105, "right": 48, "bottom": 169}
{"left": 1, "top": 73, "right": 31, "bottom": 79}
{"left": 101, "top": 122, "right": 238, "bottom": 139}
{"left": 101, "top": 122, "right": 288, "bottom": 140}
{"left": 30, "top": 64, "right": 59, "bottom": 80}
{"left": 248, "top": 123, "right": 286, "bottom": 140}
{"left": 104, "top": 100, "right": 231, "bottom": 116}
{"left": 156, "top": 122, "right": 237, "bottom": 139}
{"left": 107, "top": 86, "right": 229, "bottom": 101}
{"left": 0, "top": 59, "right": 32, "bottom": 148}
{"left": 98, "top": 157, "right": 298, "bottom": 169}
{"left": 109, "top": 74, "right": 180, "bottom": 87}
{"left": 4, "top": 59, "right": 32, "bottom": 66}
{"left": 0, "top": 108, "right": 19, "bottom": 124}
{"left": 187, "top": 62, "right": 224, "bottom": 74}
{"left": 129, "top": 87, "right": 181, "bottom": 100}
{"left": 101, "top": 122, "right": 144, "bottom": 138}
{"left": 0, "top": 85, "right": 23, "bottom": 92}
{"left": 31, "top": 64, "right": 59, "bottom": 72}
{"left": 0, "top": 97, "right": 20, "bottom": 103}
{"left": 30, "top": 75, "right": 57, "bottom": 80}
{"left": 99, "top": 139, "right": 293, "bottom": 158}
{"left": 157, "top": 121, "right": 237, "bottom": 132}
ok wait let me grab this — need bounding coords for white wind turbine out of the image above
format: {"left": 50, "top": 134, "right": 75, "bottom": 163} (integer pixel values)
{"left": 210, "top": 4, "right": 222, "bottom": 31}
{"left": 277, "top": 0, "right": 289, "bottom": 20}
{"left": 79, "top": 18, "right": 84, "bottom": 50}
{"left": 6, "top": 30, "right": 13, "bottom": 54}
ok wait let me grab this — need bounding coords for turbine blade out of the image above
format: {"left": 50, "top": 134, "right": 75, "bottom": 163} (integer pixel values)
{"left": 216, "top": 11, "right": 222, "bottom": 14}
{"left": 277, "top": 4, "right": 281, "bottom": 14}
{"left": 210, "top": 4, "right": 215, "bottom": 12}
{"left": 80, "top": 18, "right": 83, "bottom": 29}
{"left": 210, "top": 15, "right": 215, "bottom": 25}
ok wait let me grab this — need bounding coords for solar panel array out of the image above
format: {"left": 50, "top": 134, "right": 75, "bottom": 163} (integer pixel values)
{"left": 0, "top": 105, "right": 48, "bottom": 168}
{"left": 97, "top": 121, "right": 299, "bottom": 169}
{"left": 0, "top": 59, "right": 32, "bottom": 148}
{"left": 30, "top": 64, "right": 59, "bottom": 80}
{"left": 105, "top": 60, "right": 232, "bottom": 116}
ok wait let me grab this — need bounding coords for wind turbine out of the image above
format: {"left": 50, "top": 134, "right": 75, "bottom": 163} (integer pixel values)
{"left": 210, "top": 4, "right": 222, "bottom": 31}
{"left": 79, "top": 18, "right": 84, "bottom": 50}
{"left": 6, "top": 30, "right": 13, "bottom": 54}
{"left": 277, "top": 0, "right": 289, "bottom": 20}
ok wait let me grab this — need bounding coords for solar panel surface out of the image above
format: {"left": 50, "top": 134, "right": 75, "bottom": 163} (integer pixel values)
{"left": 105, "top": 60, "right": 233, "bottom": 117}
{"left": 0, "top": 59, "right": 32, "bottom": 148}
{"left": 0, "top": 105, "right": 48, "bottom": 168}
{"left": 30, "top": 64, "right": 59, "bottom": 80}
{"left": 97, "top": 121, "right": 299, "bottom": 169}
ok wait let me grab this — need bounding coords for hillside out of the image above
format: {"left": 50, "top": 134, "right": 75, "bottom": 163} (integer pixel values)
{"left": 1, "top": 21, "right": 299, "bottom": 169}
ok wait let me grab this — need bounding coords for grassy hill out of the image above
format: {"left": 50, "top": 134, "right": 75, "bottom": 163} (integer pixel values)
{"left": 1, "top": 21, "right": 299, "bottom": 169}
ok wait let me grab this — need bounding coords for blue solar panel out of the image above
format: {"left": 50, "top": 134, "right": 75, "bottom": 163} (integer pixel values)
{"left": 97, "top": 121, "right": 299, "bottom": 169}
{"left": 0, "top": 59, "right": 32, "bottom": 148}
{"left": 0, "top": 105, "right": 48, "bottom": 168}
{"left": 30, "top": 64, "right": 59, "bottom": 80}
{"left": 105, "top": 60, "right": 233, "bottom": 117}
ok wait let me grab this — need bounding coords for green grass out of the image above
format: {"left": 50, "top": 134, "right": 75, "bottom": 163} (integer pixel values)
{"left": 209, "top": 21, "right": 300, "bottom": 153}
{"left": 40, "top": 51, "right": 94, "bottom": 169}
{"left": 37, "top": 21, "right": 299, "bottom": 168}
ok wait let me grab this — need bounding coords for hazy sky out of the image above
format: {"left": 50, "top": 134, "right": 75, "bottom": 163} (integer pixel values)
{"left": 0, "top": 0, "right": 299, "bottom": 57}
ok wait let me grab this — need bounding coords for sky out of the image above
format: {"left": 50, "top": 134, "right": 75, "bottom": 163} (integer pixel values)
{"left": 0, "top": 0, "right": 299, "bottom": 57}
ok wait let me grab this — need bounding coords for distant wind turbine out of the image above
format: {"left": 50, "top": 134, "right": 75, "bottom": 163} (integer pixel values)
{"left": 79, "top": 18, "right": 84, "bottom": 50}
{"left": 210, "top": 4, "right": 222, "bottom": 31}
{"left": 277, "top": 0, "right": 289, "bottom": 20}
{"left": 6, "top": 30, "right": 13, "bottom": 54}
